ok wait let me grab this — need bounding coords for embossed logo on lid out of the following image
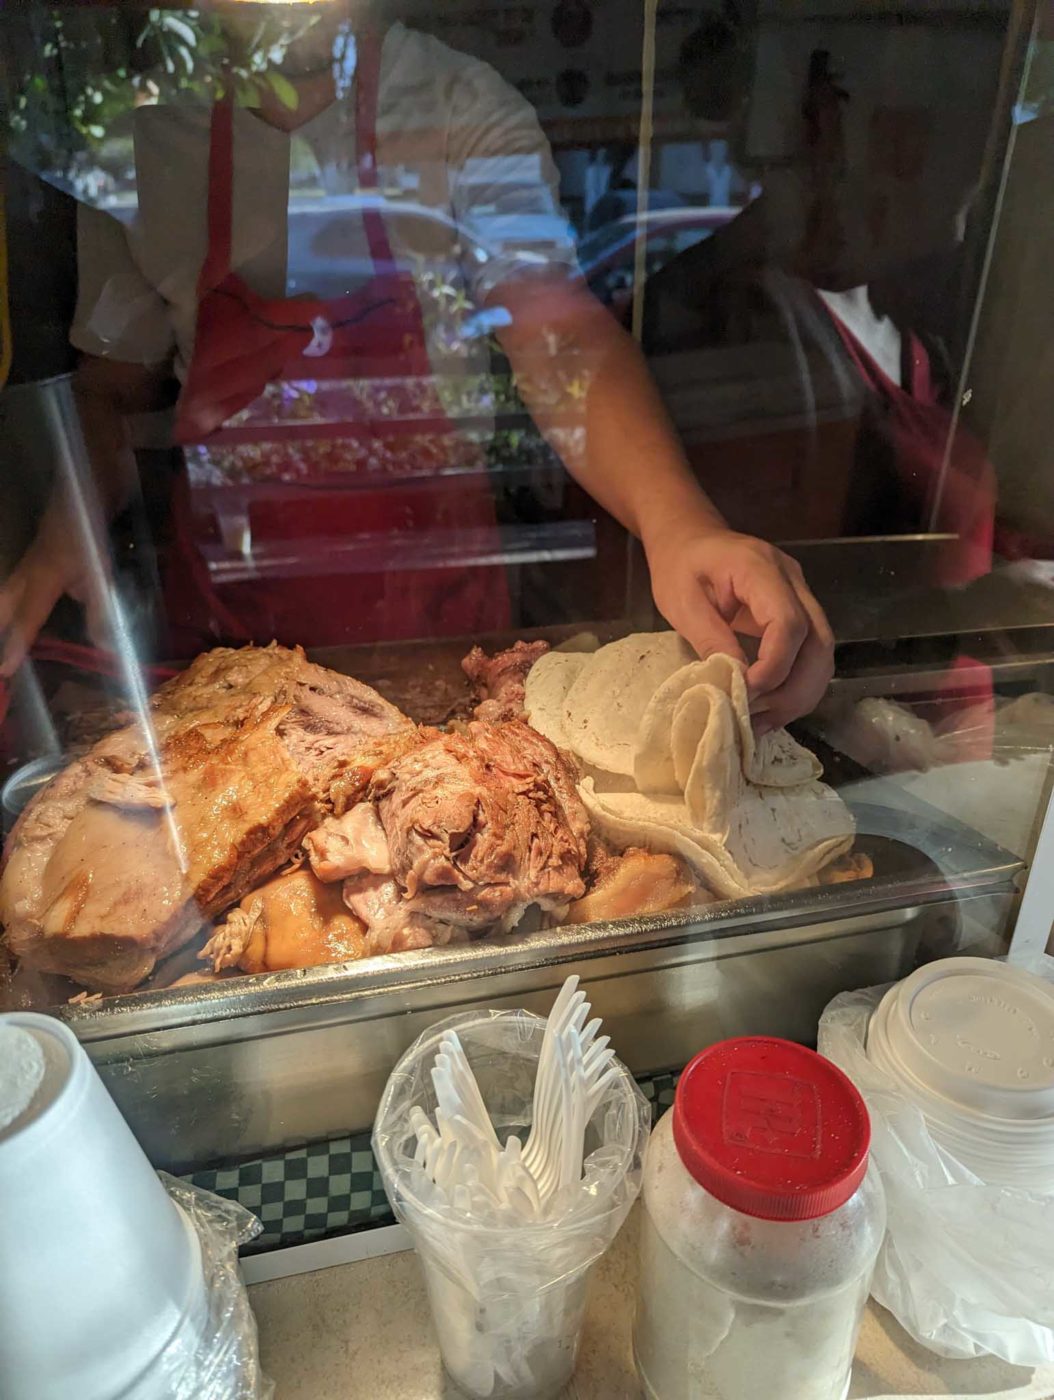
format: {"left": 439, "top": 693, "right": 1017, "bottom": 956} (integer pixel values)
{"left": 673, "top": 1038, "right": 870, "bottom": 1221}
{"left": 722, "top": 1070, "right": 822, "bottom": 1160}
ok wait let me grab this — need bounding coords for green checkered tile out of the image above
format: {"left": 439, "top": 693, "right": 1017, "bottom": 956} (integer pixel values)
{"left": 181, "top": 1068, "right": 682, "bottom": 1255}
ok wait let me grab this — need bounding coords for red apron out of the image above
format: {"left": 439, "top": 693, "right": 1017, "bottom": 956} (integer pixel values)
{"left": 820, "top": 302, "right": 995, "bottom": 588}
{"left": 166, "top": 33, "right": 509, "bottom": 653}
{"left": 821, "top": 299, "right": 996, "bottom": 750}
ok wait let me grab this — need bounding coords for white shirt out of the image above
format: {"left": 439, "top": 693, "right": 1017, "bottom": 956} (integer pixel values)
{"left": 70, "top": 24, "right": 578, "bottom": 390}
{"left": 817, "top": 286, "right": 903, "bottom": 387}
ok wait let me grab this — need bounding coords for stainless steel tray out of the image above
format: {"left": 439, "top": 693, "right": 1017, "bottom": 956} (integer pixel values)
{"left": 60, "top": 792, "right": 1022, "bottom": 1172}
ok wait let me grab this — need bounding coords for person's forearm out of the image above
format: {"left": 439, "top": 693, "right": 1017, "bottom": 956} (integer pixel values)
{"left": 64, "top": 386, "right": 139, "bottom": 524}
{"left": 0, "top": 356, "right": 171, "bottom": 674}
{"left": 577, "top": 314, "right": 727, "bottom": 548}
{"left": 65, "top": 356, "right": 171, "bottom": 522}
{"left": 493, "top": 278, "right": 727, "bottom": 551}
{"left": 490, "top": 276, "right": 835, "bottom": 719}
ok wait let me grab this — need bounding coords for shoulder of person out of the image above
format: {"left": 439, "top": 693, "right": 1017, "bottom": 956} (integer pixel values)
{"left": 386, "top": 23, "right": 532, "bottom": 121}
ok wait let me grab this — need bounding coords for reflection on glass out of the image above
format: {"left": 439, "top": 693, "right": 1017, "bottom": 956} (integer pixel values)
{"left": 0, "top": 1, "right": 1052, "bottom": 1029}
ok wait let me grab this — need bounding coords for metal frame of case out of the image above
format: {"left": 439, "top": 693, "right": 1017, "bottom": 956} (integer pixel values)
{"left": 61, "top": 795, "right": 1022, "bottom": 1171}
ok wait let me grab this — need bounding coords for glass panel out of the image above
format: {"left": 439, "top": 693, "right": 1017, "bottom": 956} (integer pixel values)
{"left": 1, "top": 0, "right": 1051, "bottom": 1027}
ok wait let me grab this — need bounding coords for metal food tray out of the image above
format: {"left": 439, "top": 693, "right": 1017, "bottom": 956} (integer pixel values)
{"left": 60, "top": 790, "right": 1022, "bottom": 1173}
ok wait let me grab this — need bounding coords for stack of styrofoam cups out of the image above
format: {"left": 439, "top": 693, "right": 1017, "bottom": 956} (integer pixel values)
{"left": 866, "top": 957, "right": 1054, "bottom": 1189}
{"left": 0, "top": 1012, "right": 209, "bottom": 1400}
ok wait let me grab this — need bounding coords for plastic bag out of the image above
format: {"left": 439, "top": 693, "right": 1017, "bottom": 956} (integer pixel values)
{"left": 151, "top": 1175, "right": 274, "bottom": 1400}
{"left": 373, "top": 1009, "right": 651, "bottom": 1399}
{"left": 818, "top": 966, "right": 1054, "bottom": 1366}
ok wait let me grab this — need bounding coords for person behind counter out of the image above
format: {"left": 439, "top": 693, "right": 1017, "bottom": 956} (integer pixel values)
{"left": 645, "top": 24, "right": 995, "bottom": 587}
{"left": 0, "top": 2, "right": 833, "bottom": 736}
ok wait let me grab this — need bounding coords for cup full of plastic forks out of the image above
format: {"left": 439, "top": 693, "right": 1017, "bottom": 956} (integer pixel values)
{"left": 373, "top": 977, "right": 651, "bottom": 1400}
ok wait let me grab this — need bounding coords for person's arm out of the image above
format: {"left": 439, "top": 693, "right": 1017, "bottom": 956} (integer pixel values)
{"left": 490, "top": 273, "right": 834, "bottom": 732}
{"left": 0, "top": 198, "right": 177, "bottom": 676}
{"left": 0, "top": 354, "right": 171, "bottom": 677}
{"left": 445, "top": 56, "right": 832, "bottom": 729}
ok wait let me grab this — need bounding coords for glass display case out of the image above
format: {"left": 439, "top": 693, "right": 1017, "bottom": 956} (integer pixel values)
{"left": 1, "top": 0, "right": 1053, "bottom": 1172}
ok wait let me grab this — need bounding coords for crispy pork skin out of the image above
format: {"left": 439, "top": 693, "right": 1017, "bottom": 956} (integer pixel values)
{"left": 462, "top": 641, "right": 550, "bottom": 722}
{"left": 0, "top": 645, "right": 412, "bottom": 992}
{"left": 564, "top": 848, "right": 705, "bottom": 924}
{"left": 203, "top": 865, "right": 367, "bottom": 974}
{"left": 817, "top": 851, "right": 874, "bottom": 885}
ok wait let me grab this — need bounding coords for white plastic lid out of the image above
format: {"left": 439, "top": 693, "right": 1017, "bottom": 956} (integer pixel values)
{"left": 880, "top": 958, "right": 1054, "bottom": 1121}
{"left": 0, "top": 1025, "right": 46, "bottom": 1134}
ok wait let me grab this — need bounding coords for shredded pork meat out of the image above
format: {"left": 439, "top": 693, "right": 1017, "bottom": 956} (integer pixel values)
{"left": 305, "top": 804, "right": 392, "bottom": 881}
{"left": 342, "top": 874, "right": 456, "bottom": 955}
{"left": 303, "top": 717, "right": 588, "bottom": 955}
{"left": 462, "top": 641, "right": 550, "bottom": 722}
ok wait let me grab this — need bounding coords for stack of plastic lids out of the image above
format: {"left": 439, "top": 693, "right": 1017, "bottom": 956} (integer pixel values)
{"left": 866, "top": 957, "right": 1054, "bottom": 1189}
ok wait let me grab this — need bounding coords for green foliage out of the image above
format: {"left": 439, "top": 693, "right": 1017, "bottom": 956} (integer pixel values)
{"left": 6, "top": 7, "right": 321, "bottom": 198}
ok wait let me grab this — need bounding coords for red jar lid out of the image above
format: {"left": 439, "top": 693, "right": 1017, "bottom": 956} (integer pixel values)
{"left": 672, "top": 1037, "right": 871, "bottom": 1222}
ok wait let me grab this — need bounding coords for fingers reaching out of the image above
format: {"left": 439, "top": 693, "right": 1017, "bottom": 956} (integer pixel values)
{"left": 749, "top": 570, "right": 834, "bottom": 730}
{"left": 660, "top": 590, "right": 746, "bottom": 667}
{"left": 652, "top": 532, "right": 835, "bottom": 730}
{"left": 734, "top": 556, "right": 811, "bottom": 697}
{"left": 753, "top": 627, "right": 834, "bottom": 732}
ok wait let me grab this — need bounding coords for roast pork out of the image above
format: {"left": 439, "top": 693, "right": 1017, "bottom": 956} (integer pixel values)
{"left": 305, "top": 717, "right": 590, "bottom": 954}
{"left": 0, "top": 645, "right": 413, "bottom": 992}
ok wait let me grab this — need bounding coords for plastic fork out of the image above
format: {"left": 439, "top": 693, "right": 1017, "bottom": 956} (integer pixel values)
{"left": 522, "top": 978, "right": 589, "bottom": 1177}
{"left": 523, "top": 979, "right": 613, "bottom": 1198}
{"left": 412, "top": 975, "right": 619, "bottom": 1218}
{"left": 432, "top": 1031, "right": 503, "bottom": 1157}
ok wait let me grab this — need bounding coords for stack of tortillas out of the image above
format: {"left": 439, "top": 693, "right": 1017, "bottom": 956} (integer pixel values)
{"left": 525, "top": 632, "right": 854, "bottom": 900}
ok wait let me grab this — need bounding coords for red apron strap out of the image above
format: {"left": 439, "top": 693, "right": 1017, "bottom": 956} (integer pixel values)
{"left": 356, "top": 30, "right": 397, "bottom": 271}
{"left": 198, "top": 92, "right": 236, "bottom": 297}
{"left": 199, "top": 41, "right": 391, "bottom": 290}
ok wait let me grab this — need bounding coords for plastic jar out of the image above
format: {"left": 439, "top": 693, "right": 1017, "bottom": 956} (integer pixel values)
{"left": 634, "top": 1038, "right": 886, "bottom": 1400}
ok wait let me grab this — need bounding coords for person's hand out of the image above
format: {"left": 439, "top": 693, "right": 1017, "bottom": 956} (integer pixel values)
{"left": 645, "top": 524, "right": 835, "bottom": 735}
{"left": 0, "top": 507, "right": 103, "bottom": 678}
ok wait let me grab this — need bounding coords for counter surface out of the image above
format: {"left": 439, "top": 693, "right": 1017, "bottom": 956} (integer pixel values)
{"left": 248, "top": 1208, "right": 1054, "bottom": 1400}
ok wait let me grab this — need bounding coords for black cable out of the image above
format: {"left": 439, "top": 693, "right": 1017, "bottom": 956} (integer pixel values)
{"left": 213, "top": 287, "right": 398, "bottom": 334}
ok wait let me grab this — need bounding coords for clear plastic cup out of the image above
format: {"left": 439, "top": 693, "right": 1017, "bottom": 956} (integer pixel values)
{"left": 0, "top": 1013, "right": 209, "bottom": 1400}
{"left": 373, "top": 1009, "right": 650, "bottom": 1400}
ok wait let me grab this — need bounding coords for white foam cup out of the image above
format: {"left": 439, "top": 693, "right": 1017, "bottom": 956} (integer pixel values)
{"left": 0, "top": 1013, "right": 208, "bottom": 1400}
